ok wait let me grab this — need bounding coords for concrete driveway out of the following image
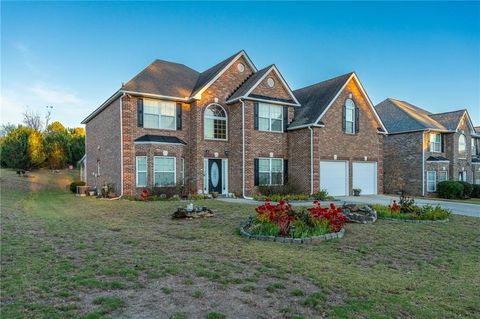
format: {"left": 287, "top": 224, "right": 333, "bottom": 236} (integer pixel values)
{"left": 218, "top": 195, "right": 479, "bottom": 217}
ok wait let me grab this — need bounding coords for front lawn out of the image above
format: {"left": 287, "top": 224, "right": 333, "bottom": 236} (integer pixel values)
{"left": 1, "top": 169, "right": 479, "bottom": 318}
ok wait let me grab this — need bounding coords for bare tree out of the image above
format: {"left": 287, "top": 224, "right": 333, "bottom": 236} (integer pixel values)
{"left": 0, "top": 123, "right": 16, "bottom": 136}
{"left": 22, "top": 109, "right": 43, "bottom": 131}
{"left": 45, "top": 105, "right": 53, "bottom": 129}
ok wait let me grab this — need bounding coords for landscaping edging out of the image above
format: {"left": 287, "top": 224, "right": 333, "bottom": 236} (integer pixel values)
{"left": 378, "top": 217, "right": 449, "bottom": 224}
{"left": 239, "top": 220, "right": 345, "bottom": 244}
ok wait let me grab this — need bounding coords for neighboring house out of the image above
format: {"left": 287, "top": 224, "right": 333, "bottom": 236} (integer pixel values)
{"left": 82, "top": 50, "right": 387, "bottom": 197}
{"left": 288, "top": 73, "right": 387, "bottom": 196}
{"left": 82, "top": 50, "right": 300, "bottom": 197}
{"left": 375, "top": 98, "right": 480, "bottom": 196}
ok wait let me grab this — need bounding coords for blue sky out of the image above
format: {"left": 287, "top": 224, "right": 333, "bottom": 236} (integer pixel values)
{"left": 1, "top": 1, "right": 479, "bottom": 128}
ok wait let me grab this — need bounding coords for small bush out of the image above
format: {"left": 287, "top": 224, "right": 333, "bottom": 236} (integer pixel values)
{"left": 258, "top": 184, "right": 297, "bottom": 196}
{"left": 69, "top": 180, "right": 86, "bottom": 193}
{"left": 471, "top": 184, "right": 480, "bottom": 198}
{"left": 459, "top": 181, "right": 473, "bottom": 198}
{"left": 437, "top": 181, "right": 463, "bottom": 199}
{"left": 312, "top": 189, "right": 330, "bottom": 200}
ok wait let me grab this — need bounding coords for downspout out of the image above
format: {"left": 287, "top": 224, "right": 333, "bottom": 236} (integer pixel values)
{"left": 422, "top": 132, "right": 425, "bottom": 196}
{"left": 240, "top": 99, "right": 253, "bottom": 199}
{"left": 308, "top": 126, "right": 314, "bottom": 195}
{"left": 110, "top": 92, "right": 126, "bottom": 200}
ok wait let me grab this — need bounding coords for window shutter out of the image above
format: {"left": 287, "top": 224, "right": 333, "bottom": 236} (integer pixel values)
{"left": 176, "top": 103, "right": 182, "bottom": 130}
{"left": 137, "top": 98, "right": 144, "bottom": 127}
{"left": 254, "top": 158, "right": 259, "bottom": 186}
{"left": 355, "top": 106, "right": 360, "bottom": 133}
{"left": 254, "top": 102, "right": 259, "bottom": 130}
{"left": 283, "top": 159, "right": 288, "bottom": 185}
{"left": 283, "top": 106, "right": 288, "bottom": 132}
{"left": 441, "top": 134, "right": 444, "bottom": 152}
{"left": 342, "top": 104, "right": 346, "bottom": 132}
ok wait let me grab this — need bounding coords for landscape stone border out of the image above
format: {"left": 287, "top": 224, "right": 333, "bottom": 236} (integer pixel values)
{"left": 378, "top": 217, "right": 449, "bottom": 224}
{"left": 239, "top": 220, "right": 345, "bottom": 244}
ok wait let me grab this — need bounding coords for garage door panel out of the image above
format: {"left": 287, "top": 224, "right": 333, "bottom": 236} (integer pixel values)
{"left": 320, "top": 161, "right": 348, "bottom": 196}
{"left": 352, "top": 162, "right": 377, "bottom": 195}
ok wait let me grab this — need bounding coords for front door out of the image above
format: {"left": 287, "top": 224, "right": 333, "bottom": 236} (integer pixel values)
{"left": 208, "top": 159, "right": 222, "bottom": 193}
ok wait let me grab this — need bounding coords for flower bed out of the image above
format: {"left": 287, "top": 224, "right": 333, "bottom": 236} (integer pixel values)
{"left": 240, "top": 199, "right": 346, "bottom": 243}
{"left": 372, "top": 196, "right": 451, "bottom": 223}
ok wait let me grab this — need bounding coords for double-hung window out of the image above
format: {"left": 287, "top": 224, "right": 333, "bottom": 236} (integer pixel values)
{"left": 144, "top": 99, "right": 176, "bottom": 130}
{"left": 427, "top": 171, "right": 436, "bottom": 192}
{"left": 429, "top": 133, "right": 442, "bottom": 153}
{"left": 258, "top": 103, "right": 283, "bottom": 132}
{"left": 259, "top": 158, "right": 283, "bottom": 186}
{"left": 136, "top": 156, "right": 147, "bottom": 187}
{"left": 154, "top": 157, "right": 176, "bottom": 186}
{"left": 439, "top": 171, "right": 448, "bottom": 182}
{"left": 471, "top": 138, "right": 477, "bottom": 157}
{"left": 344, "top": 99, "right": 355, "bottom": 134}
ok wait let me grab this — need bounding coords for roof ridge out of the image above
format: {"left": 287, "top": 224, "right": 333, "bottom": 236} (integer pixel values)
{"left": 385, "top": 99, "right": 431, "bottom": 129}
{"left": 293, "top": 71, "right": 354, "bottom": 93}
{"left": 430, "top": 109, "right": 467, "bottom": 116}
{"left": 153, "top": 58, "right": 199, "bottom": 72}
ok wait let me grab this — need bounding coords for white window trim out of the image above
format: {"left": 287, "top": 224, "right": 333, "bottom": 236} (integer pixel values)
{"left": 458, "top": 134, "right": 467, "bottom": 159}
{"left": 180, "top": 158, "right": 185, "bottom": 186}
{"left": 258, "top": 157, "right": 283, "bottom": 186}
{"left": 429, "top": 133, "right": 442, "bottom": 153}
{"left": 345, "top": 99, "right": 355, "bottom": 134}
{"left": 204, "top": 103, "right": 228, "bottom": 141}
{"left": 96, "top": 160, "right": 101, "bottom": 176}
{"left": 154, "top": 156, "right": 176, "bottom": 187}
{"left": 438, "top": 170, "right": 448, "bottom": 182}
{"left": 136, "top": 156, "right": 148, "bottom": 187}
{"left": 143, "top": 98, "right": 177, "bottom": 131}
{"left": 427, "top": 170, "right": 436, "bottom": 192}
{"left": 258, "top": 103, "right": 283, "bottom": 133}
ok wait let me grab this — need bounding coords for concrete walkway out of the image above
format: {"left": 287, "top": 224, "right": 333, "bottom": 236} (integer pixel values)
{"left": 218, "top": 195, "right": 479, "bottom": 218}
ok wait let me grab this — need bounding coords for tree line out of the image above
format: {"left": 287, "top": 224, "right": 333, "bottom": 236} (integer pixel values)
{"left": 0, "top": 111, "right": 85, "bottom": 170}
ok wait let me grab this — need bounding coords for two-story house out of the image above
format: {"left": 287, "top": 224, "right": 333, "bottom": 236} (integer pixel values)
{"left": 82, "top": 50, "right": 386, "bottom": 197}
{"left": 375, "top": 98, "right": 480, "bottom": 196}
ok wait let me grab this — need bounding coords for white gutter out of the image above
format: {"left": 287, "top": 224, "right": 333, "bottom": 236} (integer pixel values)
{"left": 288, "top": 123, "right": 324, "bottom": 131}
{"left": 240, "top": 99, "right": 253, "bottom": 199}
{"left": 308, "top": 126, "right": 314, "bottom": 195}
{"left": 422, "top": 132, "right": 425, "bottom": 196}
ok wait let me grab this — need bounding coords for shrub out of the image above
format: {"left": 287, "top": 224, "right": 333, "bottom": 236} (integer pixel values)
{"left": 152, "top": 186, "right": 180, "bottom": 198}
{"left": 417, "top": 205, "right": 451, "bottom": 220}
{"left": 312, "top": 189, "right": 330, "bottom": 200}
{"left": 69, "top": 181, "right": 86, "bottom": 193}
{"left": 459, "top": 181, "right": 473, "bottom": 198}
{"left": 471, "top": 184, "right": 480, "bottom": 198}
{"left": 437, "top": 181, "right": 463, "bottom": 199}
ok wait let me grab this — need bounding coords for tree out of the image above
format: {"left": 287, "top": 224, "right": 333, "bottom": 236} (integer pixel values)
{"left": 28, "top": 130, "right": 46, "bottom": 168}
{"left": 0, "top": 123, "right": 16, "bottom": 137}
{"left": 0, "top": 127, "right": 32, "bottom": 169}
{"left": 44, "top": 131, "right": 68, "bottom": 169}
{"left": 47, "top": 121, "right": 66, "bottom": 134}
{"left": 22, "top": 109, "right": 43, "bottom": 131}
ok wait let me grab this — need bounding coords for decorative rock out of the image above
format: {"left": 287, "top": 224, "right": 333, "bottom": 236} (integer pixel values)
{"left": 172, "top": 206, "right": 214, "bottom": 219}
{"left": 342, "top": 204, "right": 377, "bottom": 223}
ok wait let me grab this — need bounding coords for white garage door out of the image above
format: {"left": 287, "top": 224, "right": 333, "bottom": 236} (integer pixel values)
{"left": 352, "top": 162, "right": 377, "bottom": 195}
{"left": 320, "top": 161, "right": 348, "bottom": 196}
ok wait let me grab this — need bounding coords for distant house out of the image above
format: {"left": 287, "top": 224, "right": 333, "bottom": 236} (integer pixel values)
{"left": 81, "top": 50, "right": 386, "bottom": 197}
{"left": 375, "top": 98, "right": 480, "bottom": 196}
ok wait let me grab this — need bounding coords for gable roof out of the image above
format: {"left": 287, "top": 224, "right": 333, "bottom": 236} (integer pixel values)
{"left": 190, "top": 50, "right": 257, "bottom": 99}
{"left": 375, "top": 99, "right": 474, "bottom": 135}
{"left": 289, "top": 72, "right": 387, "bottom": 132}
{"left": 226, "top": 64, "right": 300, "bottom": 106}
{"left": 134, "top": 134, "right": 186, "bottom": 145}
{"left": 123, "top": 59, "right": 199, "bottom": 98}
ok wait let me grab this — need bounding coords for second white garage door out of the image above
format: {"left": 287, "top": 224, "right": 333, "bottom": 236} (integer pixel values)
{"left": 320, "top": 161, "right": 348, "bottom": 196}
{"left": 352, "top": 162, "right": 377, "bottom": 195}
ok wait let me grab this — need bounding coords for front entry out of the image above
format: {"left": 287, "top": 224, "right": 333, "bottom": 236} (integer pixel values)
{"left": 208, "top": 159, "right": 222, "bottom": 193}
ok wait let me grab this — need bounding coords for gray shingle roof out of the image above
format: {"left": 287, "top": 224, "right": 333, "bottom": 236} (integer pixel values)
{"left": 134, "top": 135, "right": 186, "bottom": 145}
{"left": 227, "top": 65, "right": 272, "bottom": 102}
{"left": 289, "top": 72, "right": 353, "bottom": 128}
{"left": 374, "top": 99, "right": 448, "bottom": 134}
{"left": 429, "top": 110, "right": 466, "bottom": 131}
{"left": 123, "top": 59, "right": 199, "bottom": 98}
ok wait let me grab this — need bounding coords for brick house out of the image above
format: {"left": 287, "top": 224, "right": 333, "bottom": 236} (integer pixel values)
{"left": 375, "top": 98, "right": 480, "bottom": 196}
{"left": 82, "top": 51, "right": 386, "bottom": 197}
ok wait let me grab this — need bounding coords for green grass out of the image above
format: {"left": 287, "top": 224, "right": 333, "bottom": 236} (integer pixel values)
{"left": 1, "top": 169, "right": 480, "bottom": 318}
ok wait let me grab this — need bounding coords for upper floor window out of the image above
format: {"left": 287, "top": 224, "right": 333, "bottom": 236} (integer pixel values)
{"left": 144, "top": 99, "right": 176, "bottom": 130}
{"left": 458, "top": 134, "right": 466, "bottom": 158}
{"left": 344, "top": 99, "right": 355, "bottom": 134}
{"left": 472, "top": 138, "right": 477, "bottom": 156}
{"left": 258, "top": 103, "right": 283, "bottom": 132}
{"left": 429, "top": 133, "right": 442, "bottom": 153}
{"left": 204, "top": 104, "right": 227, "bottom": 140}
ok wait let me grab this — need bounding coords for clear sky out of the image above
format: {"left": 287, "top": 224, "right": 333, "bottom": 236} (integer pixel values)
{"left": 1, "top": 1, "right": 479, "bottom": 128}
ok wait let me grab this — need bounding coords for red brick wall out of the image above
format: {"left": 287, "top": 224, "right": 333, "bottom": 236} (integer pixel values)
{"left": 251, "top": 69, "right": 292, "bottom": 101}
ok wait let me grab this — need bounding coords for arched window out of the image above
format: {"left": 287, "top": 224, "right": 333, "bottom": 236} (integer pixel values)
{"left": 204, "top": 104, "right": 227, "bottom": 140}
{"left": 458, "top": 134, "right": 466, "bottom": 158}
{"left": 344, "top": 99, "right": 355, "bottom": 134}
